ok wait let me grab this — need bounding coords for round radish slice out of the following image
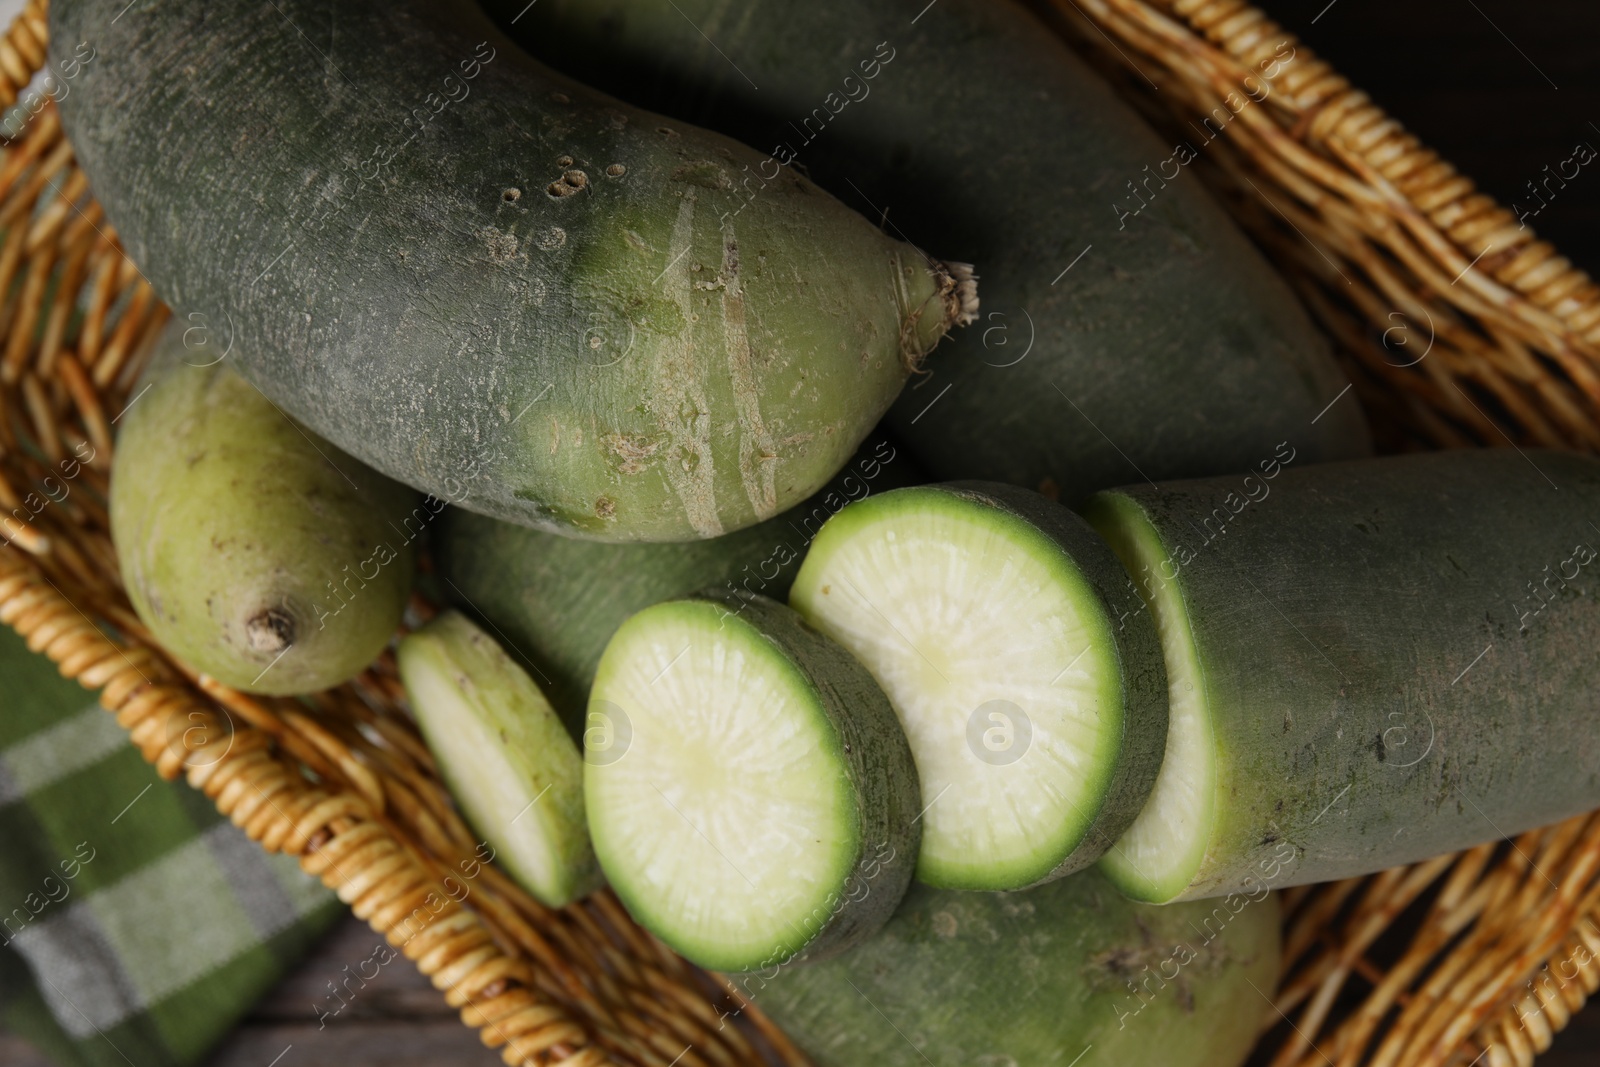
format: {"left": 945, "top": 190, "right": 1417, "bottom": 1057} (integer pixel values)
{"left": 585, "top": 592, "right": 918, "bottom": 972}
{"left": 789, "top": 482, "right": 1166, "bottom": 890}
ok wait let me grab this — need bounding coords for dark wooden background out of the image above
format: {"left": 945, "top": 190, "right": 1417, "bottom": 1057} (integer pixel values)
{"left": 5, "top": 0, "right": 1600, "bottom": 1064}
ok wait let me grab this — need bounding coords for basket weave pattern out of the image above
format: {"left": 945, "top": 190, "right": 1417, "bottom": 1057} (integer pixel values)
{"left": 0, "top": 0, "right": 1596, "bottom": 1065}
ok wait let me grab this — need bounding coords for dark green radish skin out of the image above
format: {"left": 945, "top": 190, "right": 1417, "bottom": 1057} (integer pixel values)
{"left": 397, "top": 611, "right": 600, "bottom": 907}
{"left": 52, "top": 0, "right": 976, "bottom": 544}
{"left": 112, "top": 326, "right": 419, "bottom": 695}
{"left": 437, "top": 434, "right": 921, "bottom": 729}
{"left": 493, "top": 0, "right": 1370, "bottom": 510}
{"left": 1083, "top": 450, "right": 1600, "bottom": 904}
{"left": 586, "top": 590, "right": 920, "bottom": 972}
{"left": 740, "top": 869, "right": 1280, "bottom": 1067}
{"left": 787, "top": 482, "right": 1167, "bottom": 890}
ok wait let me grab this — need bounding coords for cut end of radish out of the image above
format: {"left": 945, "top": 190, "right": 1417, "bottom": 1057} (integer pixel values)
{"left": 586, "top": 595, "right": 914, "bottom": 972}
{"left": 1085, "top": 491, "right": 1215, "bottom": 904}
{"left": 790, "top": 484, "right": 1147, "bottom": 890}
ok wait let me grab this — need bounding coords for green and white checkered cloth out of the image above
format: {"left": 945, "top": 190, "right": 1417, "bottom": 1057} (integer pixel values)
{"left": 0, "top": 622, "right": 344, "bottom": 1067}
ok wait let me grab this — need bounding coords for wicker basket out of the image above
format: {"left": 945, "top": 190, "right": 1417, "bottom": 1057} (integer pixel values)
{"left": 1, "top": 0, "right": 1596, "bottom": 1064}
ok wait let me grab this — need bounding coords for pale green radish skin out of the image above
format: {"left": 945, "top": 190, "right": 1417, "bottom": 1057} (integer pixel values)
{"left": 1084, "top": 450, "right": 1600, "bottom": 903}
{"left": 789, "top": 483, "right": 1166, "bottom": 890}
{"left": 112, "top": 327, "right": 419, "bottom": 696}
{"left": 586, "top": 592, "right": 918, "bottom": 972}
{"left": 53, "top": 0, "right": 975, "bottom": 543}
{"left": 749, "top": 869, "right": 1281, "bottom": 1067}
{"left": 397, "top": 611, "right": 599, "bottom": 908}
{"left": 436, "top": 435, "right": 920, "bottom": 728}
{"left": 496, "top": 0, "right": 1369, "bottom": 510}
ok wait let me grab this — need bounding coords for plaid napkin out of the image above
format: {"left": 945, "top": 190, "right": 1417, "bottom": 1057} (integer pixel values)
{"left": 0, "top": 622, "right": 344, "bottom": 1067}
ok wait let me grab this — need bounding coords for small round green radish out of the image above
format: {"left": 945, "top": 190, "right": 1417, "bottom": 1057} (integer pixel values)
{"left": 54, "top": 0, "right": 976, "bottom": 543}
{"left": 1084, "top": 449, "right": 1600, "bottom": 904}
{"left": 398, "top": 611, "right": 600, "bottom": 908}
{"left": 436, "top": 435, "right": 920, "bottom": 727}
{"left": 746, "top": 869, "right": 1281, "bottom": 1067}
{"left": 112, "top": 326, "right": 419, "bottom": 695}
{"left": 585, "top": 590, "right": 919, "bottom": 972}
{"left": 788, "top": 483, "right": 1166, "bottom": 890}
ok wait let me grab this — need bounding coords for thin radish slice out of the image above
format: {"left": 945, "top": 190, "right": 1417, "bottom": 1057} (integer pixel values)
{"left": 398, "top": 610, "right": 600, "bottom": 908}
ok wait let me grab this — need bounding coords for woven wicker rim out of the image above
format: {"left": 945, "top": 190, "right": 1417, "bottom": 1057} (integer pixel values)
{"left": 1, "top": 0, "right": 1598, "bottom": 1064}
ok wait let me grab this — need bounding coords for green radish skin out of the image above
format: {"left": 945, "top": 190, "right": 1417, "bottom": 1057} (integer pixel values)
{"left": 112, "top": 327, "right": 419, "bottom": 696}
{"left": 740, "top": 869, "right": 1280, "bottom": 1067}
{"left": 53, "top": 0, "right": 976, "bottom": 544}
{"left": 586, "top": 590, "right": 920, "bottom": 972}
{"left": 1083, "top": 450, "right": 1600, "bottom": 904}
{"left": 397, "top": 611, "right": 600, "bottom": 908}
{"left": 787, "top": 482, "right": 1167, "bottom": 890}
{"left": 494, "top": 0, "right": 1370, "bottom": 509}
{"left": 437, "top": 435, "right": 920, "bottom": 729}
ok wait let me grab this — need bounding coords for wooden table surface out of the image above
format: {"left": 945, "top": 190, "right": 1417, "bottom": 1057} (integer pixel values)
{"left": 0, "top": 916, "right": 503, "bottom": 1067}
{"left": 6, "top": 0, "right": 1600, "bottom": 1064}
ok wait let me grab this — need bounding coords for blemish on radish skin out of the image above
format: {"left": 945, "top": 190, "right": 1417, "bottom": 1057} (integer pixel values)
{"left": 479, "top": 227, "right": 519, "bottom": 263}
